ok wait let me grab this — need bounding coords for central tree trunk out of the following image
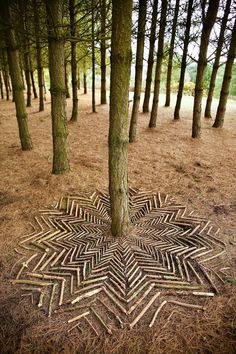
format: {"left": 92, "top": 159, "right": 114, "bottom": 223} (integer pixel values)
{"left": 46, "top": 0, "right": 70, "bottom": 174}
{"left": 109, "top": 0, "right": 132, "bottom": 237}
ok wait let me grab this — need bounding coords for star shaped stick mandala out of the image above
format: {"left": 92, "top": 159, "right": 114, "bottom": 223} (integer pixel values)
{"left": 12, "top": 188, "right": 227, "bottom": 335}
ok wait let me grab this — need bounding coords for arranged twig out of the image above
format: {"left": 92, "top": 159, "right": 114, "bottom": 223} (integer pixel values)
{"left": 149, "top": 300, "right": 167, "bottom": 328}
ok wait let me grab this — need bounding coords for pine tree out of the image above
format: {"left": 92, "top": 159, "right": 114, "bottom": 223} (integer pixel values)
{"left": 109, "top": 0, "right": 132, "bottom": 237}
{"left": 213, "top": 16, "right": 236, "bottom": 128}
{"left": 129, "top": 0, "right": 147, "bottom": 142}
{"left": 192, "top": 0, "right": 220, "bottom": 138}
{"left": 46, "top": 0, "right": 70, "bottom": 174}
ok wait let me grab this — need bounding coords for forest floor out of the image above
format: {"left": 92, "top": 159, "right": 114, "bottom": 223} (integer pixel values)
{"left": 0, "top": 90, "right": 236, "bottom": 354}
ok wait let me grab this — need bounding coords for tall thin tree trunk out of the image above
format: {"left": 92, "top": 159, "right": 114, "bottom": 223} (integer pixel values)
{"left": 109, "top": 0, "right": 132, "bottom": 237}
{"left": 174, "top": 0, "right": 193, "bottom": 119}
{"left": 70, "top": 0, "right": 78, "bottom": 122}
{"left": 192, "top": 0, "right": 220, "bottom": 138}
{"left": 2, "top": 50, "right": 10, "bottom": 100}
{"left": 30, "top": 70, "right": 38, "bottom": 99}
{"left": 129, "top": 0, "right": 147, "bottom": 142}
{"left": 213, "top": 17, "right": 236, "bottom": 128}
{"left": 46, "top": 0, "right": 70, "bottom": 174}
{"left": 83, "top": 70, "right": 87, "bottom": 94}
{"left": 77, "top": 67, "right": 80, "bottom": 89}
{"left": 205, "top": 0, "right": 231, "bottom": 118}
{"left": 142, "top": 0, "right": 158, "bottom": 113}
{"left": 65, "top": 61, "right": 70, "bottom": 98}
{"left": 33, "top": 0, "right": 44, "bottom": 111}
{"left": 100, "top": 0, "right": 107, "bottom": 104}
{"left": 19, "top": 1, "right": 32, "bottom": 107}
{"left": 165, "top": 0, "right": 179, "bottom": 107}
{"left": 149, "top": 0, "right": 168, "bottom": 128}
{"left": 1, "top": 2, "right": 32, "bottom": 150}
{"left": 92, "top": 0, "right": 96, "bottom": 112}
{"left": 0, "top": 71, "right": 4, "bottom": 99}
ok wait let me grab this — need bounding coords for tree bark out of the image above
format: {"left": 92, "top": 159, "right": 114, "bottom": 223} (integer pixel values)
{"left": 109, "top": 0, "right": 132, "bottom": 237}
{"left": 0, "top": 71, "right": 4, "bottom": 99}
{"left": 65, "top": 61, "right": 70, "bottom": 98}
{"left": 100, "top": 0, "right": 107, "bottom": 104}
{"left": 77, "top": 67, "right": 80, "bottom": 89}
{"left": 142, "top": 0, "right": 158, "bottom": 113}
{"left": 30, "top": 70, "right": 38, "bottom": 99}
{"left": 213, "top": 17, "right": 236, "bottom": 128}
{"left": 164, "top": 0, "right": 179, "bottom": 107}
{"left": 46, "top": 0, "right": 70, "bottom": 174}
{"left": 19, "top": 1, "right": 32, "bottom": 108}
{"left": 192, "top": 0, "right": 220, "bottom": 138}
{"left": 70, "top": 0, "right": 78, "bottom": 122}
{"left": 1, "top": 3, "right": 32, "bottom": 150}
{"left": 1, "top": 50, "right": 10, "bottom": 100}
{"left": 174, "top": 0, "right": 193, "bottom": 119}
{"left": 83, "top": 72, "right": 87, "bottom": 94}
{"left": 129, "top": 0, "right": 147, "bottom": 142}
{"left": 92, "top": 0, "right": 96, "bottom": 112}
{"left": 33, "top": 0, "right": 44, "bottom": 111}
{"left": 204, "top": 0, "right": 231, "bottom": 118}
{"left": 149, "top": 0, "right": 168, "bottom": 128}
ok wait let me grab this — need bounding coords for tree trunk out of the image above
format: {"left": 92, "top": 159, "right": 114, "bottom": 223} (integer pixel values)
{"left": 100, "top": 0, "right": 107, "bottom": 104}
{"left": 174, "top": 0, "right": 193, "bottom": 119}
{"left": 1, "top": 3, "right": 32, "bottom": 150}
{"left": 142, "top": 0, "right": 158, "bottom": 113}
{"left": 192, "top": 0, "right": 220, "bottom": 138}
{"left": 83, "top": 72, "right": 87, "bottom": 94}
{"left": 70, "top": 0, "right": 78, "bottom": 122}
{"left": 46, "top": 0, "right": 70, "bottom": 174}
{"left": 149, "top": 0, "right": 168, "bottom": 128}
{"left": 1, "top": 50, "right": 10, "bottom": 100}
{"left": 77, "top": 67, "right": 80, "bottom": 89}
{"left": 205, "top": 0, "right": 231, "bottom": 118}
{"left": 30, "top": 70, "right": 38, "bottom": 99}
{"left": 109, "top": 0, "right": 132, "bottom": 237}
{"left": 213, "top": 17, "right": 236, "bottom": 128}
{"left": 65, "top": 61, "right": 70, "bottom": 98}
{"left": 129, "top": 0, "right": 147, "bottom": 142}
{"left": 164, "top": 0, "right": 179, "bottom": 107}
{"left": 33, "top": 0, "right": 44, "bottom": 111}
{"left": 92, "top": 0, "right": 96, "bottom": 112}
{"left": 19, "top": 1, "right": 32, "bottom": 108}
{"left": 0, "top": 71, "right": 4, "bottom": 99}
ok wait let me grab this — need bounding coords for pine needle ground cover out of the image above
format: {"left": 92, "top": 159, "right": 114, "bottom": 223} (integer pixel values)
{"left": 0, "top": 93, "right": 236, "bottom": 353}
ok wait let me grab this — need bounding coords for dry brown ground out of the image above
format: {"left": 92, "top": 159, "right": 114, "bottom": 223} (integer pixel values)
{"left": 0, "top": 91, "right": 236, "bottom": 354}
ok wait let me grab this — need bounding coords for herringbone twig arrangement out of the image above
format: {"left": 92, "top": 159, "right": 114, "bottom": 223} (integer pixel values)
{"left": 12, "top": 188, "right": 227, "bottom": 334}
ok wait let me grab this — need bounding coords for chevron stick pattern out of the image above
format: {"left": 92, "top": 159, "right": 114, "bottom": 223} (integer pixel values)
{"left": 12, "top": 188, "right": 227, "bottom": 334}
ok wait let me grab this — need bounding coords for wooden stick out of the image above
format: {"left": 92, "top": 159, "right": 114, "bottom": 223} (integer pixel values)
{"left": 130, "top": 292, "right": 161, "bottom": 329}
{"left": 149, "top": 300, "right": 167, "bottom": 328}
{"left": 90, "top": 307, "right": 112, "bottom": 335}
{"left": 68, "top": 311, "right": 90, "bottom": 323}
{"left": 168, "top": 300, "right": 205, "bottom": 310}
